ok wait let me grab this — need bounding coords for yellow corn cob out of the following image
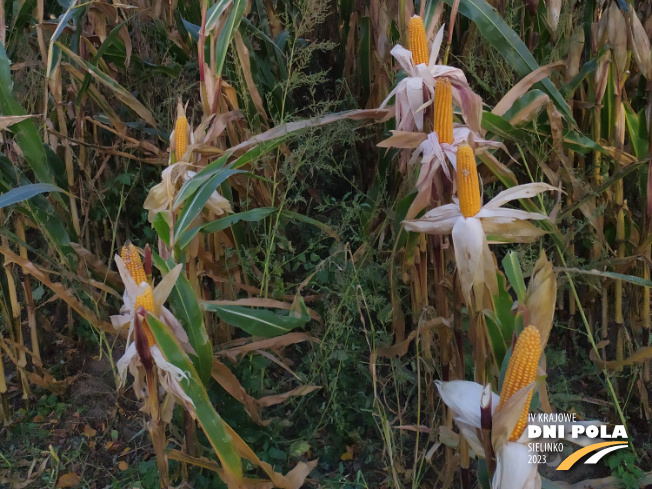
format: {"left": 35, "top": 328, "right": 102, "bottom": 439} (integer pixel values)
{"left": 498, "top": 326, "right": 541, "bottom": 441}
{"left": 121, "top": 243, "right": 147, "bottom": 286}
{"left": 409, "top": 16, "right": 429, "bottom": 66}
{"left": 433, "top": 78, "right": 453, "bottom": 144}
{"left": 135, "top": 286, "right": 156, "bottom": 347}
{"left": 175, "top": 115, "right": 188, "bottom": 162}
{"left": 456, "top": 145, "right": 482, "bottom": 218}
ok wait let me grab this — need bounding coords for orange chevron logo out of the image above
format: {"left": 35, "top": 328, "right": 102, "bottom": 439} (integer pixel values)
{"left": 556, "top": 441, "right": 629, "bottom": 470}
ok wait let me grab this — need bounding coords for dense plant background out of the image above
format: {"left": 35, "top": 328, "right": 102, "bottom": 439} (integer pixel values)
{"left": 0, "top": 0, "right": 651, "bottom": 488}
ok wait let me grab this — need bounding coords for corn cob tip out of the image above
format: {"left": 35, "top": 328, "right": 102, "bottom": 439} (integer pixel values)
{"left": 498, "top": 326, "right": 541, "bottom": 441}
{"left": 174, "top": 115, "right": 189, "bottom": 162}
{"left": 456, "top": 145, "right": 482, "bottom": 218}
{"left": 408, "top": 15, "right": 429, "bottom": 66}
{"left": 121, "top": 242, "right": 148, "bottom": 287}
{"left": 433, "top": 78, "right": 453, "bottom": 144}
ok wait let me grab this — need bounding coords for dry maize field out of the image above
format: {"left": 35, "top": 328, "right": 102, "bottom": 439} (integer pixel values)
{"left": 1, "top": 0, "right": 652, "bottom": 488}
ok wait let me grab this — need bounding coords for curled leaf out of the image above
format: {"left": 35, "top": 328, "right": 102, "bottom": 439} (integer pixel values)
{"left": 524, "top": 252, "right": 557, "bottom": 350}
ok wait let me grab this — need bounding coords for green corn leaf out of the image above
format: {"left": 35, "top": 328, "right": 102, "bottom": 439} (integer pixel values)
{"left": 64, "top": 63, "right": 127, "bottom": 134}
{"left": 177, "top": 207, "right": 276, "bottom": 251}
{"left": 0, "top": 157, "right": 75, "bottom": 266}
{"left": 214, "top": 0, "right": 247, "bottom": 78}
{"left": 482, "top": 112, "right": 529, "bottom": 141}
{"left": 502, "top": 251, "right": 527, "bottom": 304}
{"left": 152, "top": 213, "right": 171, "bottom": 248}
{"left": 173, "top": 167, "right": 245, "bottom": 238}
{"left": 45, "top": 0, "right": 80, "bottom": 78}
{"left": 0, "top": 43, "right": 55, "bottom": 187}
{"left": 0, "top": 183, "right": 64, "bottom": 209}
{"left": 75, "top": 18, "right": 131, "bottom": 106}
{"left": 56, "top": 42, "right": 157, "bottom": 127}
{"left": 202, "top": 304, "right": 309, "bottom": 338}
{"left": 557, "top": 268, "right": 652, "bottom": 289}
{"left": 153, "top": 255, "right": 213, "bottom": 385}
{"left": 175, "top": 154, "right": 230, "bottom": 207}
{"left": 484, "top": 310, "right": 507, "bottom": 368}
{"left": 206, "top": 0, "right": 233, "bottom": 31}
{"left": 280, "top": 210, "right": 340, "bottom": 241}
{"left": 501, "top": 89, "right": 548, "bottom": 123}
{"left": 444, "top": 0, "right": 574, "bottom": 123}
{"left": 146, "top": 314, "right": 242, "bottom": 483}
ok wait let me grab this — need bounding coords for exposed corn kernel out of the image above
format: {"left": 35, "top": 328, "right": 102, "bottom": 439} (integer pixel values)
{"left": 134, "top": 285, "right": 155, "bottom": 314}
{"left": 121, "top": 243, "right": 147, "bottom": 286}
{"left": 456, "top": 145, "right": 482, "bottom": 218}
{"left": 409, "top": 16, "right": 429, "bottom": 66}
{"left": 498, "top": 326, "right": 541, "bottom": 441}
{"left": 175, "top": 115, "right": 188, "bottom": 162}
{"left": 433, "top": 78, "right": 453, "bottom": 144}
{"left": 135, "top": 286, "right": 156, "bottom": 347}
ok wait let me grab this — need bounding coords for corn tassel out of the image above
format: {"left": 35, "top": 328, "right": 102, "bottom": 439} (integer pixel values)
{"left": 498, "top": 326, "right": 541, "bottom": 441}
{"left": 135, "top": 286, "right": 156, "bottom": 347}
{"left": 433, "top": 78, "right": 453, "bottom": 144}
{"left": 121, "top": 243, "right": 148, "bottom": 286}
{"left": 175, "top": 115, "right": 188, "bottom": 162}
{"left": 456, "top": 145, "right": 481, "bottom": 218}
{"left": 409, "top": 16, "right": 429, "bottom": 66}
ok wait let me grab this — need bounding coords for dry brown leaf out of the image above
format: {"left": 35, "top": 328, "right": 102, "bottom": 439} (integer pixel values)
{"left": 343, "top": 12, "right": 359, "bottom": 82}
{"left": 377, "top": 130, "right": 427, "bottom": 148}
{"left": 258, "top": 385, "right": 321, "bottom": 408}
{"left": 5, "top": 457, "right": 50, "bottom": 489}
{"left": 491, "top": 381, "right": 536, "bottom": 451}
{"left": 0, "top": 246, "right": 113, "bottom": 333}
{"left": 230, "top": 109, "right": 390, "bottom": 155}
{"left": 524, "top": 252, "right": 557, "bottom": 350}
{"left": 601, "top": 144, "right": 637, "bottom": 166}
{"left": 171, "top": 435, "right": 317, "bottom": 489}
{"left": 118, "top": 25, "right": 132, "bottom": 68}
{"left": 168, "top": 450, "right": 276, "bottom": 489}
{"left": 395, "top": 425, "right": 432, "bottom": 433}
{"left": 63, "top": 63, "right": 126, "bottom": 134}
{"left": 0, "top": 115, "right": 37, "bottom": 130}
{"left": 476, "top": 152, "right": 518, "bottom": 187}
{"left": 0, "top": 336, "right": 78, "bottom": 394}
{"left": 628, "top": 8, "right": 652, "bottom": 79}
{"left": 234, "top": 31, "right": 268, "bottom": 126}
{"left": 118, "top": 461, "right": 128, "bottom": 471}
{"left": 255, "top": 350, "right": 300, "bottom": 379}
{"left": 378, "top": 317, "right": 451, "bottom": 357}
{"left": 546, "top": 101, "right": 564, "bottom": 177}
{"left": 56, "top": 473, "right": 81, "bottom": 488}
{"left": 224, "top": 422, "right": 318, "bottom": 489}
{"left": 218, "top": 332, "right": 319, "bottom": 362}
{"left": 545, "top": 0, "right": 561, "bottom": 37}
{"left": 566, "top": 28, "right": 585, "bottom": 83}
{"left": 493, "top": 61, "right": 565, "bottom": 116}
{"left": 483, "top": 220, "right": 550, "bottom": 243}
{"left": 212, "top": 360, "right": 267, "bottom": 425}
{"left": 204, "top": 298, "right": 321, "bottom": 323}
{"left": 607, "top": 2, "right": 628, "bottom": 81}
{"left": 590, "top": 346, "right": 652, "bottom": 371}
{"left": 537, "top": 359, "right": 553, "bottom": 414}
{"left": 83, "top": 424, "right": 97, "bottom": 438}
{"left": 508, "top": 93, "right": 549, "bottom": 126}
